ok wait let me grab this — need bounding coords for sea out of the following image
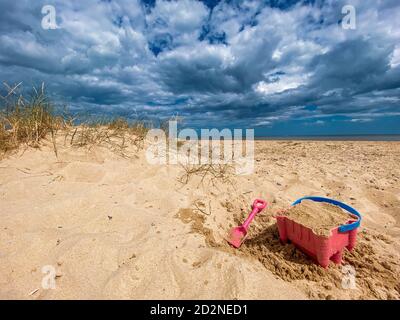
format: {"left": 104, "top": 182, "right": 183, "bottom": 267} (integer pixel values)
{"left": 255, "top": 135, "right": 400, "bottom": 141}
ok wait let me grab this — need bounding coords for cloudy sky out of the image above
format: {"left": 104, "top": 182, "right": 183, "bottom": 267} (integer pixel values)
{"left": 0, "top": 0, "right": 399, "bottom": 135}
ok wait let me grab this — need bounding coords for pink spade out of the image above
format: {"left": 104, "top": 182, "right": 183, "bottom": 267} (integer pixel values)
{"left": 227, "top": 199, "right": 267, "bottom": 248}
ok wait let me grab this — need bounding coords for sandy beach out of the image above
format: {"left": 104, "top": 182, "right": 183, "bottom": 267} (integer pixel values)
{"left": 0, "top": 138, "right": 399, "bottom": 300}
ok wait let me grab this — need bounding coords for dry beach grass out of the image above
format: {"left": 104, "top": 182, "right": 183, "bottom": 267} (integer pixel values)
{"left": 0, "top": 84, "right": 149, "bottom": 159}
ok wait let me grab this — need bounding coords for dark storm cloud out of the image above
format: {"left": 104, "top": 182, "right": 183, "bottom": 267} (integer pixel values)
{"left": 0, "top": 0, "right": 399, "bottom": 129}
{"left": 309, "top": 38, "right": 393, "bottom": 91}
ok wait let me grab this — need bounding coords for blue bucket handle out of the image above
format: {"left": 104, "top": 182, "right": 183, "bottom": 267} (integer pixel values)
{"left": 291, "top": 196, "right": 361, "bottom": 233}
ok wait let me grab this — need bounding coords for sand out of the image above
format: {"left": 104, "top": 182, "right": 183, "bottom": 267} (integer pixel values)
{"left": 0, "top": 138, "right": 399, "bottom": 300}
{"left": 279, "top": 200, "right": 357, "bottom": 236}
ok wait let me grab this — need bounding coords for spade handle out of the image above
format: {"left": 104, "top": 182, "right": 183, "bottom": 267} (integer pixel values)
{"left": 242, "top": 199, "right": 267, "bottom": 230}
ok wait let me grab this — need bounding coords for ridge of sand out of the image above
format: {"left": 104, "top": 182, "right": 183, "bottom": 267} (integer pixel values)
{"left": 0, "top": 138, "right": 399, "bottom": 299}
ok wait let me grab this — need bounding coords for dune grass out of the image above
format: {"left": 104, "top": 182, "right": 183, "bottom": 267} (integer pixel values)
{"left": 64, "top": 118, "right": 148, "bottom": 157}
{"left": 0, "top": 83, "right": 66, "bottom": 155}
{"left": 0, "top": 83, "right": 149, "bottom": 158}
{"left": 0, "top": 83, "right": 237, "bottom": 189}
{"left": 178, "top": 163, "right": 234, "bottom": 187}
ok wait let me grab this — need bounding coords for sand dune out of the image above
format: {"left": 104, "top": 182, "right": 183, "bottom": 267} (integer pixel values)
{"left": 0, "top": 139, "right": 399, "bottom": 299}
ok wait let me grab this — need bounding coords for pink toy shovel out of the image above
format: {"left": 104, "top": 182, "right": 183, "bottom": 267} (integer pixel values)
{"left": 227, "top": 199, "right": 268, "bottom": 248}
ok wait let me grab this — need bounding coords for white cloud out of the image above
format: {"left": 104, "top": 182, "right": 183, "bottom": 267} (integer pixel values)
{"left": 255, "top": 73, "right": 310, "bottom": 95}
{"left": 390, "top": 47, "right": 400, "bottom": 68}
{"left": 349, "top": 118, "right": 373, "bottom": 123}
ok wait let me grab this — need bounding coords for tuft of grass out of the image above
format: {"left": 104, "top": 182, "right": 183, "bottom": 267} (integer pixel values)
{"left": 178, "top": 163, "right": 234, "bottom": 187}
{"left": 107, "top": 118, "right": 130, "bottom": 130}
{"left": 64, "top": 117, "right": 149, "bottom": 157}
{"left": 0, "top": 82, "right": 66, "bottom": 156}
{"left": 176, "top": 139, "right": 237, "bottom": 187}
